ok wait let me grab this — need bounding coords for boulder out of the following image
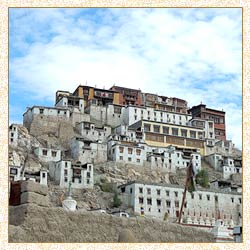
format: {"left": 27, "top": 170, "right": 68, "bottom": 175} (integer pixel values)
{"left": 118, "top": 229, "right": 137, "bottom": 243}
{"left": 21, "top": 191, "right": 49, "bottom": 207}
{"left": 21, "top": 181, "right": 48, "bottom": 196}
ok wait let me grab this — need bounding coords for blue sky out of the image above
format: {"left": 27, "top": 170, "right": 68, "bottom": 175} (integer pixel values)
{"left": 9, "top": 8, "right": 242, "bottom": 148}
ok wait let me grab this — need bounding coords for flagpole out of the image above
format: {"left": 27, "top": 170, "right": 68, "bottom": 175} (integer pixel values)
{"left": 178, "top": 156, "right": 193, "bottom": 224}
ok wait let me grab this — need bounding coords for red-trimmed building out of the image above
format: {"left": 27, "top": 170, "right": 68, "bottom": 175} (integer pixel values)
{"left": 110, "top": 85, "right": 143, "bottom": 106}
{"left": 188, "top": 104, "right": 226, "bottom": 141}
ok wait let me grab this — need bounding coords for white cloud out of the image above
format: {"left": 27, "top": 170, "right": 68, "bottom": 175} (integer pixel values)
{"left": 9, "top": 8, "right": 242, "bottom": 148}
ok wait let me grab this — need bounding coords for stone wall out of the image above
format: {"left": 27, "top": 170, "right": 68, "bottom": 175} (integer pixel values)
{"left": 9, "top": 203, "right": 215, "bottom": 243}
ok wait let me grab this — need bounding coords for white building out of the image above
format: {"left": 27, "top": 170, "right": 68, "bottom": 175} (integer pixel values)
{"left": 205, "top": 154, "right": 241, "bottom": 180}
{"left": 76, "top": 121, "right": 111, "bottom": 142}
{"left": 9, "top": 124, "right": 19, "bottom": 146}
{"left": 113, "top": 125, "right": 145, "bottom": 143}
{"left": 85, "top": 102, "right": 125, "bottom": 128}
{"left": 147, "top": 146, "right": 201, "bottom": 173}
{"left": 34, "top": 147, "right": 61, "bottom": 162}
{"left": 108, "top": 139, "right": 147, "bottom": 166}
{"left": 118, "top": 181, "right": 242, "bottom": 226}
{"left": 9, "top": 165, "right": 22, "bottom": 182}
{"left": 70, "top": 136, "right": 107, "bottom": 164}
{"left": 9, "top": 166, "right": 48, "bottom": 186}
{"left": 122, "top": 105, "right": 192, "bottom": 126}
{"left": 49, "top": 160, "right": 94, "bottom": 189}
{"left": 55, "top": 95, "right": 84, "bottom": 113}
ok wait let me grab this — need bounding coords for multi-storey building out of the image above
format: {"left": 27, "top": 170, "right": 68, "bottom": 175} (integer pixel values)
{"left": 143, "top": 93, "right": 188, "bottom": 114}
{"left": 70, "top": 136, "right": 107, "bottom": 164}
{"left": 188, "top": 104, "right": 226, "bottom": 141}
{"left": 73, "top": 85, "right": 120, "bottom": 106}
{"left": 205, "top": 154, "right": 242, "bottom": 179}
{"left": 76, "top": 121, "right": 111, "bottom": 142}
{"left": 118, "top": 181, "right": 242, "bottom": 225}
{"left": 49, "top": 160, "right": 94, "bottom": 189}
{"left": 122, "top": 105, "right": 192, "bottom": 126}
{"left": 109, "top": 85, "right": 143, "bottom": 106}
{"left": 9, "top": 124, "right": 19, "bottom": 146}
{"left": 108, "top": 140, "right": 147, "bottom": 166}
{"left": 129, "top": 120, "right": 205, "bottom": 155}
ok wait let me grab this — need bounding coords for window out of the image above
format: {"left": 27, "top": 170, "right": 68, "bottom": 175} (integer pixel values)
{"left": 147, "top": 188, "right": 151, "bottom": 195}
{"left": 136, "top": 159, "right": 140, "bottom": 163}
{"left": 172, "top": 128, "right": 178, "bottom": 136}
{"left": 147, "top": 198, "right": 152, "bottom": 205}
{"left": 42, "top": 150, "right": 47, "bottom": 156}
{"left": 157, "top": 189, "right": 161, "bottom": 195}
{"left": 191, "top": 193, "right": 194, "bottom": 199}
{"left": 163, "top": 126, "right": 169, "bottom": 134}
{"left": 166, "top": 200, "right": 171, "bottom": 207}
{"left": 207, "top": 195, "right": 210, "bottom": 201}
{"left": 215, "top": 195, "right": 218, "bottom": 202}
{"left": 158, "top": 209, "right": 161, "bottom": 213}
{"left": 130, "top": 188, "right": 133, "bottom": 194}
{"left": 134, "top": 115, "right": 137, "bottom": 120}
{"left": 64, "top": 169, "right": 67, "bottom": 176}
{"left": 181, "top": 129, "right": 187, "bottom": 137}
{"left": 128, "top": 148, "right": 133, "bottom": 154}
{"left": 87, "top": 179, "right": 90, "bottom": 184}
{"left": 39, "top": 109, "right": 44, "bottom": 114}
{"left": 119, "top": 147, "right": 124, "bottom": 153}
{"left": 139, "top": 197, "right": 144, "bottom": 204}
{"left": 190, "top": 131, "right": 196, "bottom": 139}
{"left": 136, "top": 149, "right": 141, "bottom": 155}
{"left": 87, "top": 172, "right": 91, "bottom": 178}
{"left": 79, "top": 179, "right": 82, "bottom": 183}
{"left": 199, "top": 194, "right": 202, "bottom": 200}
{"left": 209, "top": 122, "right": 213, "bottom": 128}
{"left": 65, "top": 162, "right": 68, "bottom": 167}
{"left": 10, "top": 168, "right": 17, "bottom": 175}
{"left": 144, "top": 124, "right": 151, "bottom": 132}
{"left": 231, "top": 198, "right": 234, "bottom": 203}
{"left": 119, "top": 156, "right": 123, "bottom": 160}
{"left": 51, "top": 151, "right": 57, "bottom": 157}
{"left": 139, "top": 187, "right": 143, "bottom": 193}
{"left": 166, "top": 190, "right": 169, "bottom": 196}
{"left": 239, "top": 198, "right": 242, "bottom": 204}
{"left": 156, "top": 199, "right": 161, "bottom": 206}
{"left": 175, "top": 201, "right": 179, "bottom": 208}
{"left": 174, "top": 191, "right": 178, "bottom": 197}
{"left": 64, "top": 177, "right": 68, "bottom": 182}
{"left": 128, "top": 157, "right": 132, "bottom": 162}
{"left": 154, "top": 125, "right": 160, "bottom": 133}
{"left": 11, "top": 132, "right": 14, "bottom": 137}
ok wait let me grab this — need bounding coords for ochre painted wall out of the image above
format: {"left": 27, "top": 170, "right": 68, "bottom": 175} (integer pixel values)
{"left": 113, "top": 93, "right": 120, "bottom": 105}
{"left": 89, "top": 88, "right": 94, "bottom": 100}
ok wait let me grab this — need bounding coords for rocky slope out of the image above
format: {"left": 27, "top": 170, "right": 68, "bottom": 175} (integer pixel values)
{"left": 9, "top": 204, "right": 215, "bottom": 243}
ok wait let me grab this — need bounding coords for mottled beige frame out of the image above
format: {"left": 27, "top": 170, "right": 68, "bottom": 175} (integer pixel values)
{"left": 0, "top": 0, "right": 248, "bottom": 249}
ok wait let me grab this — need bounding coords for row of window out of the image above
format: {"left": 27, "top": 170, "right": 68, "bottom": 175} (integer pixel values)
{"left": 42, "top": 150, "right": 58, "bottom": 157}
{"left": 118, "top": 147, "right": 141, "bottom": 155}
{"left": 138, "top": 197, "right": 179, "bottom": 208}
{"left": 64, "top": 177, "right": 91, "bottom": 184}
{"left": 39, "top": 108, "right": 68, "bottom": 115}
{"left": 143, "top": 124, "right": 204, "bottom": 139}
{"left": 119, "top": 156, "right": 141, "bottom": 163}
{"left": 134, "top": 108, "right": 188, "bottom": 120}
{"left": 136, "top": 187, "right": 241, "bottom": 203}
